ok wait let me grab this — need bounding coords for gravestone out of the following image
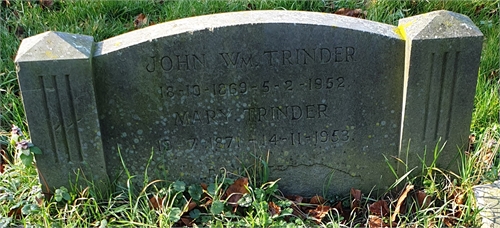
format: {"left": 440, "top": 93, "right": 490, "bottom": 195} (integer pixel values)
{"left": 15, "top": 10, "right": 482, "bottom": 196}
{"left": 473, "top": 180, "right": 500, "bottom": 227}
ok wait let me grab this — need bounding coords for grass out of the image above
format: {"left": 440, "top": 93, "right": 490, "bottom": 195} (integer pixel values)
{"left": 1, "top": 0, "right": 499, "bottom": 226}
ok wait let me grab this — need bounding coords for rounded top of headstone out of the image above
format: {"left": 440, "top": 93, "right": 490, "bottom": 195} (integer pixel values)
{"left": 15, "top": 31, "right": 94, "bottom": 62}
{"left": 398, "top": 10, "right": 483, "bottom": 41}
{"left": 95, "top": 10, "right": 401, "bottom": 56}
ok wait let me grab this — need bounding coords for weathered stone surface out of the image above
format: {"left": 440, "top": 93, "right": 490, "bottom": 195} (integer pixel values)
{"left": 15, "top": 10, "right": 483, "bottom": 197}
{"left": 15, "top": 32, "right": 108, "bottom": 190}
{"left": 399, "top": 10, "right": 483, "bottom": 173}
{"left": 93, "top": 11, "right": 404, "bottom": 195}
{"left": 474, "top": 181, "right": 500, "bottom": 227}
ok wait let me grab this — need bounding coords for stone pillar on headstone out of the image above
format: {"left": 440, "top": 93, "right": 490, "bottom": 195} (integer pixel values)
{"left": 399, "top": 11, "right": 483, "bottom": 173}
{"left": 15, "top": 32, "right": 108, "bottom": 192}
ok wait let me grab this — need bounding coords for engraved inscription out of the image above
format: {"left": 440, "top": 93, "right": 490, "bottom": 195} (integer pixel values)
{"left": 146, "top": 46, "right": 356, "bottom": 72}
{"left": 174, "top": 109, "right": 229, "bottom": 126}
{"left": 149, "top": 46, "right": 358, "bottom": 155}
{"left": 146, "top": 54, "right": 206, "bottom": 72}
{"left": 263, "top": 47, "right": 355, "bottom": 66}
{"left": 159, "top": 77, "right": 345, "bottom": 99}
{"left": 243, "top": 104, "right": 328, "bottom": 122}
{"left": 158, "top": 129, "right": 350, "bottom": 152}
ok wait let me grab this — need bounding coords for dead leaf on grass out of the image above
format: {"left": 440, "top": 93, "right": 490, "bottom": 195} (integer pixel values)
{"left": 332, "top": 201, "right": 344, "bottom": 215}
{"left": 391, "top": 184, "right": 413, "bottom": 222}
{"left": 309, "top": 195, "right": 326, "bottom": 205}
{"left": 39, "top": 0, "right": 53, "bottom": 9}
{"left": 415, "top": 190, "right": 430, "bottom": 209}
{"left": 285, "top": 195, "right": 307, "bottom": 219}
{"left": 369, "top": 200, "right": 389, "bottom": 217}
{"left": 350, "top": 188, "right": 361, "bottom": 211}
{"left": 491, "top": 69, "right": 499, "bottom": 80}
{"left": 149, "top": 195, "right": 163, "bottom": 210}
{"left": 450, "top": 189, "right": 466, "bottom": 205}
{"left": 8, "top": 206, "right": 22, "bottom": 219}
{"left": 368, "top": 215, "right": 397, "bottom": 228}
{"left": 286, "top": 195, "right": 304, "bottom": 204}
{"left": 1, "top": 0, "right": 10, "bottom": 7}
{"left": 134, "top": 13, "right": 149, "bottom": 29}
{"left": 224, "top": 177, "right": 250, "bottom": 210}
{"left": 268, "top": 201, "right": 281, "bottom": 216}
{"left": 308, "top": 205, "right": 330, "bottom": 224}
{"left": 474, "top": 4, "right": 485, "bottom": 15}
{"left": 246, "top": 3, "right": 256, "bottom": 10}
{"left": 15, "top": 26, "right": 25, "bottom": 40}
{"left": 334, "top": 8, "right": 367, "bottom": 18}
{"left": 0, "top": 144, "right": 8, "bottom": 173}
{"left": 180, "top": 217, "right": 194, "bottom": 226}
{"left": 187, "top": 201, "right": 197, "bottom": 211}
{"left": 444, "top": 216, "right": 457, "bottom": 227}
{"left": 467, "top": 134, "right": 476, "bottom": 154}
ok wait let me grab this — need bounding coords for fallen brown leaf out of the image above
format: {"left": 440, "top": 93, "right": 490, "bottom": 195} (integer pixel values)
{"left": 8, "top": 206, "right": 22, "bottom": 219}
{"left": 286, "top": 195, "right": 304, "bottom": 204}
{"left": 474, "top": 4, "right": 485, "bottom": 15}
{"left": 350, "top": 188, "right": 361, "bottom": 211}
{"left": 224, "top": 177, "right": 250, "bottom": 211}
{"left": 246, "top": 3, "right": 256, "bottom": 10}
{"left": 310, "top": 195, "right": 326, "bottom": 205}
{"left": 0, "top": 144, "right": 8, "bottom": 173}
{"left": 36, "top": 196, "right": 44, "bottom": 206}
{"left": 15, "top": 26, "right": 25, "bottom": 40}
{"left": 199, "top": 183, "right": 212, "bottom": 204}
{"left": 467, "top": 134, "right": 476, "bottom": 154}
{"left": 391, "top": 184, "right": 414, "bottom": 222}
{"left": 134, "top": 13, "right": 148, "bottom": 29}
{"left": 39, "top": 0, "right": 53, "bottom": 9}
{"left": 443, "top": 207, "right": 463, "bottom": 226}
{"left": 180, "top": 217, "right": 194, "bottom": 226}
{"left": 452, "top": 189, "right": 466, "bottom": 205}
{"left": 308, "top": 205, "right": 330, "bottom": 224}
{"left": 490, "top": 69, "right": 499, "bottom": 80}
{"left": 368, "top": 215, "right": 397, "bottom": 228}
{"left": 149, "top": 195, "right": 163, "bottom": 210}
{"left": 187, "top": 201, "right": 197, "bottom": 211}
{"left": 444, "top": 217, "right": 457, "bottom": 227}
{"left": 332, "top": 201, "right": 344, "bottom": 214}
{"left": 334, "top": 8, "right": 366, "bottom": 18}
{"left": 200, "top": 198, "right": 212, "bottom": 208}
{"left": 1, "top": 0, "right": 10, "bottom": 8}
{"left": 369, "top": 200, "right": 389, "bottom": 217}
{"left": 285, "top": 195, "right": 306, "bottom": 219}
{"left": 268, "top": 201, "right": 281, "bottom": 216}
{"left": 415, "top": 190, "right": 430, "bottom": 209}
{"left": 488, "top": 8, "right": 498, "bottom": 17}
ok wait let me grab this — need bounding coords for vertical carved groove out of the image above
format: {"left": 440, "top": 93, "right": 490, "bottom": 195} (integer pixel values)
{"left": 40, "top": 76, "right": 58, "bottom": 163}
{"left": 53, "top": 75, "right": 71, "bottom": 162}
{"left": 445, "top": 52, "right": 459, "bottom": 139}
{"left": 65, "top": 74, "right": 83, "bottom": 161}
{"left": 435, "top": 52, "right": 449, "bottom": 140}
{"left": 423, "top": 53, "right": 434, "bottom": 141}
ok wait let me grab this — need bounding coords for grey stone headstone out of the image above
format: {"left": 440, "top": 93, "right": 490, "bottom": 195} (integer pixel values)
{"left": 399, "top": 10, "right": 483, "bottom": 173}
{"left": 15, "top": 10, "right": 482, "bottom": 197}
{"left": 15, "top": 32, "right": 108, "bottom": 190}
{"left": 93, "top": 11, "right": 404, "bottom": 195}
